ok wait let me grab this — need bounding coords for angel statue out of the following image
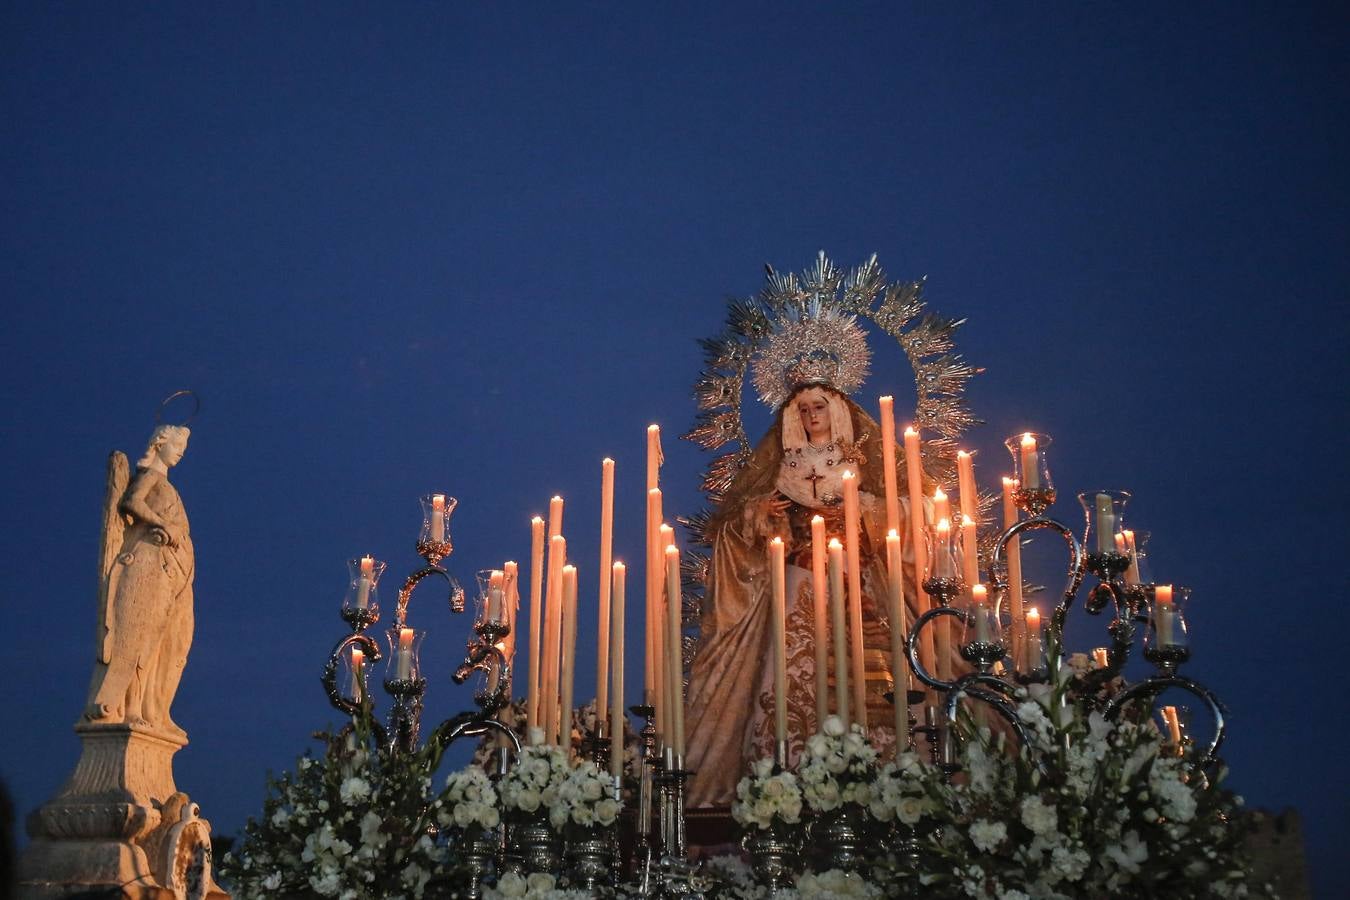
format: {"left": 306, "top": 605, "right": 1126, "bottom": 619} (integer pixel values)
{"left": 683, "top": 255, "right": 977, "bottom": 807}
{"left": 84, "top": 423, "right": 195, "bottom": 738}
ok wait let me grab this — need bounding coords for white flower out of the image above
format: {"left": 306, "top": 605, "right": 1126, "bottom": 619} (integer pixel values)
{"left": 896, "top": 795, "right": 926, "bottom": 826}
{"left": 309, "top": 871, "right": 341, "bottom": 896}
{"left": 339, "top": 776, "right": 371, "bottom": 804}
{"left": 270, "top": 807, "right": 290, "bottom": 828}
{"left": 262, "top": 872, "right": 282, "bottom": 890}
{"left": 1020, "top": 795, "right": 1058, "bottom": 836}
{"left": 969, "top": 819, "right": 1007, "bottom": 852}
{"left": 822, "top": 715, "right": 847, "bottom": 737}
{"left": 1105, "top": 829, "right": 1149, "bottom": 874}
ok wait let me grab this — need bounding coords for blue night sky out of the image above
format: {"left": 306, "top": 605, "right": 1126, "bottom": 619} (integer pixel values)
{"left": 2, "top": 3, "right": 1346, "bottom": 895}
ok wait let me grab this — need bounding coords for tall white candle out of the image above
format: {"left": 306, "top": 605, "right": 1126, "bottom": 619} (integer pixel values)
{"left": 559, "top": 565, "right": 578, "bottom": 751}
{"left": 960, "top": 514, "right": 979, "bottom": 588}
{"left": 597, "top": 458, "right": 615, "bottom": 726}
{"left": 1002, "top": 477, "right": 1025, "bottom": 663}
{"left": 609, "top": 562, "right": 627, "bottom": 778}
{"left": 646, "top": 487, "right": 662, "bottom": 717}
{"left": 934, "top": 518, "right": 954, "bottom": 578}
{"left": 903, "top": 427, "right": 935, "bottom": 676}
{"left": 769, "top": 537, "right": 788, "bottom": 746}
{"left": 665, "top": 545, "right": 686, "bottom": 757}
{"left": 933, "top": 487, "right": 951, "bottom": 528}
{"left": 885, "top": 530, "right": 909, "bottom": 752}
{"left": 842, "top": 471, "right": 868, "bottom": 728}
{"left": 827, "top": 539, "right": 850, "bottom": 725}
{"left": 1020, "top": 434, "right": 1040, "bottom": 490}
{"left": 956, "top": 450, "right": 977, "bottom": 522}
{"left": 430, "top": 494, "right": 446, "bottom": 542}
{"left": 543, "top": 534, "right": 566, "bottom": 745}
{"left": 879, "top": 396, "right": 901, "bottom": 535}
{"left": 811, "top": 515, "right": 830, "bottom": 730}
{"left": 527, "top": 517, "right": 545, "bottom": 739}
{"left": 549, "top": 495, "right": 564, "bottom": 540}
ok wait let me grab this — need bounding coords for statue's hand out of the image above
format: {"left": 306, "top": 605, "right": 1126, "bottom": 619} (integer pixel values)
{"left": 149, "top": 525, "right": 178, "bottom": 549}
{"left": 758, "top": 495, "right": 792, "bottom": 520}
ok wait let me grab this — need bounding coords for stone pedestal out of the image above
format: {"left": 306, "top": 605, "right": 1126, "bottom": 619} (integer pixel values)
{"left": 18, "top": 721, "right": 227, "bottom": 900}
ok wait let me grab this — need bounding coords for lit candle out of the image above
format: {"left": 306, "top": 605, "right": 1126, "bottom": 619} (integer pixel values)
{"left": 957, "top": 448, "right": 979, "bottom": 583}
{"left": 349, "top": 646, "right": 364, "bottom": 699}
{"left": 933, "top": 487, "right": 951, "bottom": 528}
{"left": 1020, "top": 433, "right": 1040, "bottom": 490}
{"left": 1093, "top": 647, "right": 1109, "bottom": 669}
{"left": 665, "top": 545, "right": 685, "bottom": 757}
{"left": 597, "top": 458, "right": 615, "bottom": 728}
{"left": 646, "top": 487, "right": 663, "bottom": 719}
{"left": 811, "top": 515, "right": 830, "bottom": 730}
{"left": 842, "top": 471, "right": 867, "bottom": 728}
{"left": 1162, "top": 705, "right": 1182, "bottom": 746}
{"left": 1002, "top": 477, "right": 1025, "bottom": 663}
{"left": 1154, "top": 585, "right": 1175, "bottom": 646}
{"left": 559, "top": 565, "right": 578, "bottom": 751}
{"left": 885, "top": 530, "right": 909, "bottom": 751}
{"left": 769, "top": 537, "right": 788, "bottom": 746}
{"left": 827, "top": 539, "right": 850, "bottom": 724}
{"left": 431, "top": 494, "right": 446, "bottom": 542}
{"left": 502, "top": 561, "right": 519, "bottom": 631}
{"left": 647, "top": 424, "right": 662, "bottom": 492}
{"left": 903, "top": 427, "right": 935, "bottom": 675}
{"left": 658, "top": 524, "right": 674, "bottom": 746}
{"left": 1024, "top": 607, "right": 1043, "bottom": 673}
{"left": 527, "top": 517, "right": 545, "bottom": 740}
{"left": 356, "top": 555, "right": 374, "bottom": 609}
{"left": 488, "top": 569, "right": 504, "bottom": 624}
{"left": 960, "top": 514, "right": 979, "bottom": 588}
{"left": 933, "top": 518, "right": 954, "bottom": 578}
{"left": 971, "top": 583, "right": 992, "bottom": 644}
{"left": 1094, "top": 493, "right": 1115, "bottom": 555}
{"left": 879, "top": 396, "right": 901, "bottom": 535}
{"left": 1114, "top": 532, "right": 1127, "bottom": 554}
{"left": 397, "top": 627, "right": 414, "bottom": 680}
{"left": 1124, "top": 530, "right": 1141, "bottom": 586}
{"left": 609, "top": 562, "right": 627, "bottom": 778}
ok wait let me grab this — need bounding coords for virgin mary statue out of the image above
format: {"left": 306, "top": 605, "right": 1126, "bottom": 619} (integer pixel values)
{"left": 684, "top": 368, "right": 933, "bottom": 807}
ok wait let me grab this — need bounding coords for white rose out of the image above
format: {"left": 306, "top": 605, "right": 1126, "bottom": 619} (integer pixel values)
{"left": 896, "top": 796, "right": 926, "bottom": 825}
{"left": 823, "top": 715, "right": 847, "bottom": 737}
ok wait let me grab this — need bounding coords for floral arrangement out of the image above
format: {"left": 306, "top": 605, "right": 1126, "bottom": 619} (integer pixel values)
{"left": 219, "top": 721, "right": 468, "bottom": 899}
{"left": 498, "top": 743, "right": 571, "bottom": 820}
{"left": 483, "top": 871, "right": 594, "bottom": 899}
{"left": 866, "top": 750, "right": 940, "bottom": 829}
{"left": 731, "top": 756, "right": 804, "bottom": 830}
{"left": 797, "top": 715, "right": 880, "bottom": 814}
{"left": 903, "top": 671, "right": 1271, "bottom": 900}
{"left": 552, "top": 758, "right": 622, "bottom": 830}
{"left": 497, "top": 743, "right": 621, "bottom": 831}
{"left": 441, "top": 765, "right": 501, "bottom": 833}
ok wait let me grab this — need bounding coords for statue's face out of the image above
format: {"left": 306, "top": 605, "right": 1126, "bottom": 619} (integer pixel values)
{"left": 157, "top": 433, "right": 188, "bottom": 468}
{"left": 795, "top": 388, "right": 832, "bottom": 443}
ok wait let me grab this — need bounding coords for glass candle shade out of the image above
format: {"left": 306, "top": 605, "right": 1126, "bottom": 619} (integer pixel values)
{"left": 1004, "top": 432, "right": 1055, "bottom": 512}
{"left": 418, "top": 493, "right": 458, "bottom": 558}
{"left": 343, "top": 556, "right": 388, "bottom": 622}
{"left": 959, "top": 585, "right": 1005, "bottom": 667}
{"left": 1020, "top": 609, "right": 1048, "bottom": 679}
{"left": 1077, "top": 490, "right": 1132, "bottom": 575}
{"left": 925, "top": 520, "right": 961, "bottom": 588}
{"left": 1129, "top": 530, "right": 1153, "bottom": 584}
{"left": 474, "top": 569, "right": 507, "bottom": 626}
{"left": 1145, "top": 586, "right": 1191, "bottom": 661}
{"left": 346, "top": 644, "right": 369, "bottom": 701}
{"left": 385, "top": 627, "right": 426, "bottom": 685}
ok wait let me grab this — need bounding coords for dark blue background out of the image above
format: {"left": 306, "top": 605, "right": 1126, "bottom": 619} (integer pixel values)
{"left": 3, "top": 3, "right": 1345, "bottom": 895}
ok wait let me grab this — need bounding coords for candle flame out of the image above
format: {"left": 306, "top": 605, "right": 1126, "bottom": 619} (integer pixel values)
{"left": 613, "top": 560, "right": 625, "bottom": 571}
{"left": 904, "top": 426, "right": 919, "bottom": 437}
{"left": 1021, "top": 432, "right": 1036, "bottom": 448}
{"left": 887, "top": 528, "right": 899, "bottom": 538}
{"left": 962, "top": 514, "right": 975, "bottom": 526}
{"left": 828, "top": 537, "right": 843, "bottom": 549}
{"left": 933, "top": 487, "right": 946, "bottom": 501}
{"left": 972, "top": 583, "right": 987, "bottom": 601}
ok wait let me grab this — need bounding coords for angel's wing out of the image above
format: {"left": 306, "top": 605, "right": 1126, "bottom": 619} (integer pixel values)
{"left": 96, "top": 451, "right": 130, "bottom": 663}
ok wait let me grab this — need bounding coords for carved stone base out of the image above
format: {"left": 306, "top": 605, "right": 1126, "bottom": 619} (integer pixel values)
{"left": 17, "top": 721, "right": 228, "bottom": 900}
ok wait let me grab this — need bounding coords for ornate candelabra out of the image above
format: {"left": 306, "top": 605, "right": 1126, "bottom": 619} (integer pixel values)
{"left": 905, "top": 434, "right": 1227, "bottom": 778}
